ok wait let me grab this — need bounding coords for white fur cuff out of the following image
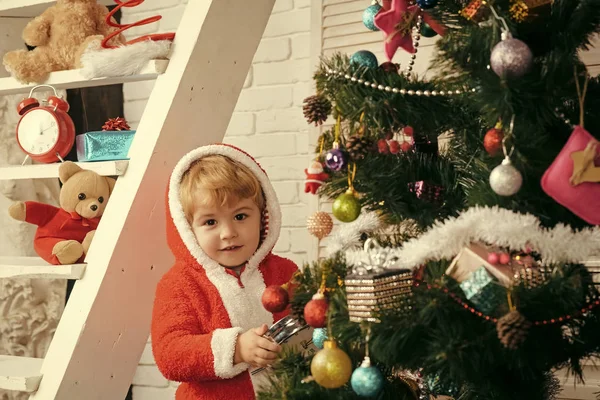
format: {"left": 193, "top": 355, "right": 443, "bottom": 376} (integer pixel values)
{"left": 211, "top": 327, "right": 249, "bottom": 379}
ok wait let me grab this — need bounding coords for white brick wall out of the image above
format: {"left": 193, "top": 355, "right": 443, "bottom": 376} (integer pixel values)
{"left": 122, "top": 0, "right": 312, "bottom": 398}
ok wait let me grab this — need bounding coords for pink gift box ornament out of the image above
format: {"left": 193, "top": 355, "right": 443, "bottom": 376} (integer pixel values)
{"left": 541, "top": 126, "right": 600, "bottom": 225}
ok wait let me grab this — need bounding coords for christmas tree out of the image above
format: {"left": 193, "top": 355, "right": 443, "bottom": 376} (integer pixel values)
{"left": 258, "top": 1, "right": 600, "bottom": 399}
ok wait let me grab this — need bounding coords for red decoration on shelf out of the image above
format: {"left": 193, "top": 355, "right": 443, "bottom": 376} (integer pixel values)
{"left": 102, "top": 0, "right": 176, "bottom": 49}
{"left": 261, "top": 285, "right": 290, "bottom": 313}
{"left": 304, "top": 293, "right": 329, "bottom": 328}
{"left": 102, "top": 117, "right": 131, "bottom": 131}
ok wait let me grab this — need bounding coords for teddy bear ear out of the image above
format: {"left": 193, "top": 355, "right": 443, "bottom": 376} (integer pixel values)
{"left": 105, "top": 177, "right": 116, "bottom": 196}
{"left": 58, "top": 161, "right": 82, "bottom": 184}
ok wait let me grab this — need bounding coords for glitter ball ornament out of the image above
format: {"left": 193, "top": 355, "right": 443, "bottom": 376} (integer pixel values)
{"left": 325, "top": 143, "right": 347, "bottom": 172}
{"left": 420, "top": 22, "right": 438, "bottom": 37}
{"left": 304, "top": 293, "right": 329, "bottom": 328}
{"left": 310, "top": 340, "right": 353, "bottom": 389}
{"left": 490, "top": 36, "right": 533, "bottom": 79}
{"left": 332, "top": 190, "right": 362, "bottom": 222}
{"left": 363, "top": 3, "right": 382, "bottom": 31}
{"left": 416, "top": 0, "right": 438, "bottom": 9}
{"left": 351, "top": 357, "right": 384, "bottom": 397}
{"left": 350, "top": 50, "right": 379, "bottom": 69}
{"left": 261, "top": 285, "right": 289, "bottom": 313}
{"left": 307, "top": 211, "right": 334, "bottom": 240}
{"left": 312, "top": 328, "right": 328, "bottom": 349}
{"left": 484, "top": 124, "right": 504, "bottom": 156}
{"left": 490, "top": 157, "right": 523, "bottom": 196}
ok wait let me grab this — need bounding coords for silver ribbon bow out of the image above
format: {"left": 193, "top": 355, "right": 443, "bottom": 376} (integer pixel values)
{"left": 350, "top": 238, "right": 400, "bottom": 275}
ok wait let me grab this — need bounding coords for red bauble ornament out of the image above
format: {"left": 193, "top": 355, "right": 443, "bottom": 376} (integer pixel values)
{"left": 261, "top": 285, "right": 290, "bottom": 313}
{"left": 377, "top": 139, "right": 389, "bottom": 154}
{"left": 380, "top": 61, "right": 399, "bottom": 73}
{"left": 304, "top": 293, "right": 328, "bottom": 328}
{"left": 389, "top": 140, "right": 400, "bottom": 154}
{"left": 484, "top": 123, "right": 504, "bottom": 156}
{"left": 499, "top": 252, "right": 511, "bottom": 265}
{"left": 400, "top": 141, "right": 413, "bottom": 152}
{"left": 487, "top": 252, "right": 499, "bottom": 264}
{"left": 403, "top": 126, "right": 414, "bottom": 136}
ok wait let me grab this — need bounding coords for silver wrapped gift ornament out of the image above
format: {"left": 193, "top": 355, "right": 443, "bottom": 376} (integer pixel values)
{"left": 345, "top": 239, "right": 414, "bottom": 323}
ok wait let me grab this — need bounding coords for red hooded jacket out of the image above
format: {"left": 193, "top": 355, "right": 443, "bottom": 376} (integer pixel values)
{"left": 151, "top": 145, "right": 299, "bottom": 399}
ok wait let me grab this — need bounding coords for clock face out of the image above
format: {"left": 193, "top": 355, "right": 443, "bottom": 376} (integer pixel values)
{"left": 17, "top": 109, "right": 60, "bottom": 156}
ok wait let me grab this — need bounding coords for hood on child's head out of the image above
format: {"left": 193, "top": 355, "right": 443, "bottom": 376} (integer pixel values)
{"left": 165, "top": 144, "right": 282, "bottom": 272}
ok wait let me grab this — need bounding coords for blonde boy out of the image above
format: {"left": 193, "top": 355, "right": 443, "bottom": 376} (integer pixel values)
{"left": 151, "top": 145, "right": 298, "bottom": 400}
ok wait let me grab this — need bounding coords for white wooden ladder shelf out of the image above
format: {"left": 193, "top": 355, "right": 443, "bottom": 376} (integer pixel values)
{"left": 0, "top": 0, "right": 276, "bottom": 398}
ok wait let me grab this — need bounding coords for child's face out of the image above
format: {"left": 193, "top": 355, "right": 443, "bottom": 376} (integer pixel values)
{"left": 191, "top": 189, "right": 262, "bottom": 268}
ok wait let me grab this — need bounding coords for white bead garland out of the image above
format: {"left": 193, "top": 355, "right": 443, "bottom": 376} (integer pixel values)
{"left": 325, "top": 68, "right": 477, "bottom": 97}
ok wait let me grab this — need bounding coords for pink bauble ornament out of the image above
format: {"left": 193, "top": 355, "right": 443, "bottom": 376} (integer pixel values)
{"left": 499, "top": 253, "right": 511, "bottom": 265}
{"left": 487, "top": 252, "right": 499, "bottom": 265}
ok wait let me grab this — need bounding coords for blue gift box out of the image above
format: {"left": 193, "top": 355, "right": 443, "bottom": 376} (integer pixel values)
{"left": 459, "top": 266, "right": 505, "bottom": 314}
{"left": 76, "top": 130, "right": 136, "bottom": 162}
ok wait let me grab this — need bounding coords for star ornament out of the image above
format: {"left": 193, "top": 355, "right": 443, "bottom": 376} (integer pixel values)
{"left": 374, "top": 0, "right": 446, "bottom": 61}
{"left": 570, "top": 140, "right": 600, "bottom": 186}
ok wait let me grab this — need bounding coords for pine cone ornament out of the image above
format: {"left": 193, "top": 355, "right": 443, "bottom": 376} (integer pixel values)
{"left": 303, "top": 95, "right": 331, "bottom": 126}
{"left": 496, "top": 309, "right": 531, "bottom": 350}
{"left": 102, "top": 117, "right": 131, "bottom": 131}
{"left": 346, "top": 135, "right": 374, "bottom": 161}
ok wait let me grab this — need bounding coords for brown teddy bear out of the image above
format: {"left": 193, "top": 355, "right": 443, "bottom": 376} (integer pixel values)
{"left": 2, "top": 0, "right": 124, "bottom": 84}
{"left": 8, "top": 161, "right": 116, "bottom": 265}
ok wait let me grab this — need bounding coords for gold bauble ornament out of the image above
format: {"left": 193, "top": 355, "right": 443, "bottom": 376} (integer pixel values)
{"left": 332, "top": 189, "right": 361, "bottom": 223}
{"left": 310, "top": 340, "right": 353, "bottom": 389}
{"left": 307, "top": 211, "right": 334, "bottom": 240}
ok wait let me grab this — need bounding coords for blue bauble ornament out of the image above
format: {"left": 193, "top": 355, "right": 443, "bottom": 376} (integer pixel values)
{"left": 350, "top": 50, "right": 378, "bottom": 69}
{"left": 416, "top": 0, "right": 438, "bottom": 9}
{"left": 362, "top": 4, "right": 382, "bottom": 31}
{"left": 312, "top": 328, "right": 328, "bottom": 349}
{"left": 351, "top": 358, "right": 384, "bottom": 397}
{"left": 420, "top": 21, "right": 438, "bottom": 38}
{"left": 325, "top": 145, "right": 347, "bottom": 171}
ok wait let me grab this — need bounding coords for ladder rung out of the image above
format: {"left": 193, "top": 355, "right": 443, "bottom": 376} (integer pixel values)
{"left": 0, "top": 60, "right": 169, "bottom": 96}
{"left": 0, "top": 257, "right": 86, "bottom": 279}
{"left": 0, "top": 0, "right": 113, "bottom": 17}
{"left": 0, "top": 160, "right": 128, "bottom": 180}
{"left": 0, "top": 355, "right": 43, "bottom": 393}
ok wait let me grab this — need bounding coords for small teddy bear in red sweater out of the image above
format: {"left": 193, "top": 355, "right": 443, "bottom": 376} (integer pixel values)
{"left": 8, "top": 161, "right": 115, "bottom": 265}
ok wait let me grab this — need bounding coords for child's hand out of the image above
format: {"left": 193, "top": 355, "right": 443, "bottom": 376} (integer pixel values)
{"left": 234, "top": 324, "right": 281, "bottom": 367}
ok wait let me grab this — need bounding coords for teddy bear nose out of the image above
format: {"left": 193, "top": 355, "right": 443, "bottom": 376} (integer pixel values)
{"left": 90, "top": 204, "right": 98, "bottom": 211}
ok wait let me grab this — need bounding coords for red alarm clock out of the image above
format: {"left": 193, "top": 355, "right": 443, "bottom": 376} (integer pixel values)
{"left": 15, "top": 84, "right": 76, "bottom": 163}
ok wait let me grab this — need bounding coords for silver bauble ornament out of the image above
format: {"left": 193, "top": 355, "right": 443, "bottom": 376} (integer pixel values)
{"left": 490, "top": 157, "right": 522, "bottom": 196}
{"left": 490, "top": 35, "right": 533, "bottom": 79}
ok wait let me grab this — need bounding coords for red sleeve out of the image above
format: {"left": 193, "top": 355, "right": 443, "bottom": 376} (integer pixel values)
{"left": 24, "top": 201, "right": 59, "bottom": 227}
{"left": 151, "top": 273, "right": 248, "bottom": 382}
